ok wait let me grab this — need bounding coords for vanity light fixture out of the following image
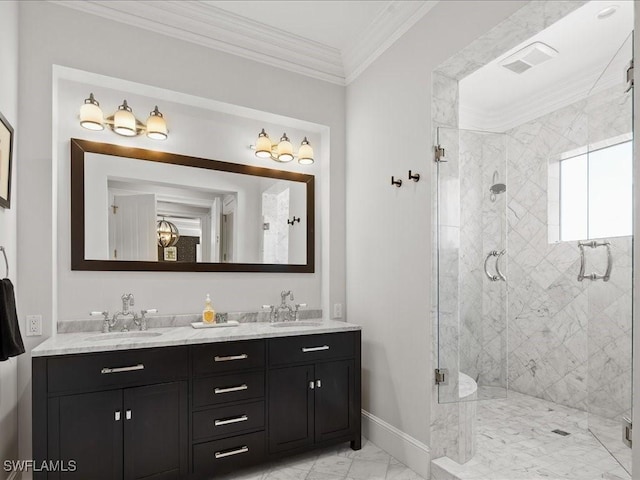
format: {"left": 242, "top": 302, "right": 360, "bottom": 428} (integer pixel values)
{"left": 252, "top": 129, "right": 314, "bottom": 165}
{"left": 157, "top": 218, "right": 180, "bottom": 247}
{"left": 79, "top": 93, "right": 168, "bottom": 140}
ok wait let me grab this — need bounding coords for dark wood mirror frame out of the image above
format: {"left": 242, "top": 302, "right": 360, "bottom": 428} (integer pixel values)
{"left": 70, "top": 138, "right": 315, "bottom": 272}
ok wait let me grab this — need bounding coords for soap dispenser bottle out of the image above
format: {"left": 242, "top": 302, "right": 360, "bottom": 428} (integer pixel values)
{"left": 203, "top": 294, "right": 216, "bottom": 324}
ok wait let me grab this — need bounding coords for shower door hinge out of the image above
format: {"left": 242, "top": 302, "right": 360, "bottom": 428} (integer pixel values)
{"left": 434, "top": 145, "right": 446, "bottom": 163}
{"left": 625, "top": 60, "right": 634, "bottom": 93}
{"left": 623, "top": 417, "right": 632, "bottom": 448}
{"left": 435, "top": 368, "right": 448, "bottom": 385}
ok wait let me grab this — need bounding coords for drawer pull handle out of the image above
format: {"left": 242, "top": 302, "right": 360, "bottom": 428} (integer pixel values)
{"left": 214, "top": 415, "right": 248, "bottom": 426}
{"left": 301, "top": 345, "right": 329, "bottom": 353}
{"left": 214, "top": 354, "right": 248, "bottom": 362}
{"left": 214, "top": 446, "right": 249, "bottom": 459}
{"left": 215, "top": 384, "right": 248, "bottom": 394}
{"left": 101, "top": 364, "right": 145, "bottom": 374}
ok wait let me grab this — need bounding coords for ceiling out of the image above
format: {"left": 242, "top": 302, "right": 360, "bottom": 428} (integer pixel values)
{"left": 52, "top": 0, "right": 438, "bottom": 85}
{"left": 460, "top": 1, "right": 634, "bottom": 132}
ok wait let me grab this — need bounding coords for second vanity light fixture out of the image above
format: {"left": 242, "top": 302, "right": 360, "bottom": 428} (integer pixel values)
{"left": 79, "top": 93, "right": 168, "bottom": 140}
{"left": 253, "top": 129, "right": 314, "bottom": 165}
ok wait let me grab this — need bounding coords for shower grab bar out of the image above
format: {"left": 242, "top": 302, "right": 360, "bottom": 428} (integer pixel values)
{"left": 484, "top": 250, "right": 506, "bottom": 282}
{"left": 577, "top": 240, "right": 612, "bottom": 282}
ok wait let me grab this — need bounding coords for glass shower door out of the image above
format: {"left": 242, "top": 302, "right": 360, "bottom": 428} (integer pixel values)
{"left": 585, "top": 32, "right": 633, "bottom": 475}
{"left": 436, "top": 126, "right": 508, "bottom": 403}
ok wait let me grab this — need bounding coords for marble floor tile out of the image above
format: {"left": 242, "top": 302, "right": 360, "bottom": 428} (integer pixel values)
{"left": 432, "top": 391, "right": 631, "bottom": 480}
{"left": 213, "top": 437, "right": 425, "bottom": 480}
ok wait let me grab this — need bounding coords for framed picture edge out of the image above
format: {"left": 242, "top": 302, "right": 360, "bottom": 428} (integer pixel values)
{"left": 0, "top": 110, "right": 14, "bottom": 209}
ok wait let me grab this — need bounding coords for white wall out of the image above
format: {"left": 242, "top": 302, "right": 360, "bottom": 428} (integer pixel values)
{"left": 0, "top": 2, "right": 19, "bottom": 478}
{"left": 17, "top": 0, "right": 345, "bottom": 462}
{"left": 345, "top": 0, "right": 526, "bottom": 460}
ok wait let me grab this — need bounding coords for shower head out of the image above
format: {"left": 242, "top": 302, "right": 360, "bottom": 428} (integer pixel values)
{"left": 489, "top": 170, "right": 506, "bottom": 202}
{"left": 490, "top": 183, "right": 506, "bottom": 195}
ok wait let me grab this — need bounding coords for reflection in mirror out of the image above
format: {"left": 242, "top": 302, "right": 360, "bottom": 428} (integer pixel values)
{"left": 72, "top": 139, "right": 314, "bottom": 272}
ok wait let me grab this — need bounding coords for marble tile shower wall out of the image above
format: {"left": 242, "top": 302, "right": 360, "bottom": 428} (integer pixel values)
{"left": 458, "top": 131, "right": 508, "bottom": 390}
{"left": 506, "top": 85, "right": 632, "bottom": 419}
{"left": 431, "top": 72, "right": 474, "bottom": 463}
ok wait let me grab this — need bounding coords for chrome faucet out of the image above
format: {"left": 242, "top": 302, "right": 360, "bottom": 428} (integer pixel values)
{"left": 262, "top": 291, "right": 300, "bottom": 323}
{"left": 276, "top": 290, "right": 295, "bottom": 322}
{"left": 90, "top": 294, "right": 157, "bottom": 332}
{"left": 113, "top": 293, "right": 139, "bottom": 332}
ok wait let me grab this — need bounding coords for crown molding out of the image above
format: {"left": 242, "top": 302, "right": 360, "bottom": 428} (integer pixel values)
{"left": 459, "top": 65, "right": 623, "bottom": 132}
{"left": 343, "top": 1, "right": 439, "bottom": 84}
{"left": 50, "top": 0, "right": 436, "bottom": 86}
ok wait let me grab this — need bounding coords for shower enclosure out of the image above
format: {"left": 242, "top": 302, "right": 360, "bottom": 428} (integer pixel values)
{"left": 435, "top": 30, "right": 634, "bottom": 475}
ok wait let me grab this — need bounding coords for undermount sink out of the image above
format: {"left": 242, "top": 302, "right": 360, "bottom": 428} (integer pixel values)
{"left": 270, "top": 321, "right": 323, "bottom": 328}
{"left": 84, "top": 331, "right": 163, "bottom": 342}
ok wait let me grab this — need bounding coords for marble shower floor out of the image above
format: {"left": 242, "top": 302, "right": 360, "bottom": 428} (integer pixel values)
{"left": 432, "top": 391, "right": 631, "bottom": 480}
{"left": 212, "top": 438, "right": 425, "bottom": 480}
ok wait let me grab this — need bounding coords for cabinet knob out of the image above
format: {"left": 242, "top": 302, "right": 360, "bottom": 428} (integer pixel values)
{"left": 114, "top": 411, "right": 121, "bottom": 422}
{"left": 309, "top": 381, "right": 315, "bottom": 390}
{"left": 125, "top": 410, "right": 132, "bottom": 420}
{"left": 316, "top": 380, "right": 322, "bottom": 388}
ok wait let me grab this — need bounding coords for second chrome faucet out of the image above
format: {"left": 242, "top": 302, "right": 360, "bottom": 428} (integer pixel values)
{"left": 263, "top": 290, "right": 306, "bottom": 323}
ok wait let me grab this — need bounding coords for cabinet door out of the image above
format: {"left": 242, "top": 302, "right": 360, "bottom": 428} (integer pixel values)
{"left": 123, "top": 382, "right": 188, "bottom": 480}
{"left": 267, "top": 365, "right": 314, "bottom": 453}
{"left": 48, "top": 390, "right": 123, "bottom": 480}
{"left": 315, "top": 360, "right": 355, "bottom": 443}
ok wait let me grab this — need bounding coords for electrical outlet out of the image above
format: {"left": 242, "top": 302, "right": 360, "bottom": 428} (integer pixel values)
{"left": 26, "top": 314, "right": 42, "bottom": 336}
{"left": 333, "top": 303, "right": 343, "bottom": 319}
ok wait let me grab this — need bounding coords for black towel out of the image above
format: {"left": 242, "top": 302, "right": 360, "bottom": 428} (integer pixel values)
{"left": 0, "top": 278, "right": 24, "bottom": 361}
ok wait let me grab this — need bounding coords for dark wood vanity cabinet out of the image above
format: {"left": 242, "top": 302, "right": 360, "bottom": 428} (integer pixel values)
{"left": 33, "top": 330, "right": 361, "bottom": 480}
{"left": 33, "top": 346, "right": 189, "bottom": 480}
{"left": 267, "top": 333, "right": 360, "bottom": 453}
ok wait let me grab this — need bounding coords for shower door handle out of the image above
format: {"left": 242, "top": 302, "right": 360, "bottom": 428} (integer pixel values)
{"left": 484, "top": 250, "right": 506, "bottom": 282}
{"left": 577, "top": 240, "right": 612, "bottom": 282}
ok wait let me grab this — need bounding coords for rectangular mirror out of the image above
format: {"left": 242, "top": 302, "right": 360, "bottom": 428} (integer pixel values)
{"left": 70, "top": 139, "right": 314, "bottom": 272}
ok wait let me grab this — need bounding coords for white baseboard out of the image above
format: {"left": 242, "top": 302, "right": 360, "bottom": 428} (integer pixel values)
{"left": 361, "top": 410, "right": 431, "bottom": 479}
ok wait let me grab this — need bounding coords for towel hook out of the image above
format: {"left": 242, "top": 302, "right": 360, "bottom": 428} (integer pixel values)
{"left": 0, "top": 246, "right": 8, "bottom": 279}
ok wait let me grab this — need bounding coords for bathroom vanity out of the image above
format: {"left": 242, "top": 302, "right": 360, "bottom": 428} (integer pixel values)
{"left": 32, "top": 321, "right": 361, "bottom": 479}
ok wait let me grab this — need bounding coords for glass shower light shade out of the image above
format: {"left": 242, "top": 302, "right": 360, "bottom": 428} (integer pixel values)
{"left": 255, "top": 129, "right": 273, "bottom": 158}
{"left": 298, "top": 137, "right": 314, "bottom": 165}
{"left": 277, "top": 133, "right": 294, "bottom": 162}
{"left": 146, "top": 106, "right": 168, "bottom": 140}
{"left": 79, "top": 94, "right": 104, "bottom": 131}
{"left": 157, "top": 219, "right": 180, "bottom": 247}
{"left": 113, "top": 101, "right": 137, "bottom": 137}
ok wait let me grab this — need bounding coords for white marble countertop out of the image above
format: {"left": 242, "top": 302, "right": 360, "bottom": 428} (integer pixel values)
{"left": 31, "top": 319, "right": 361, "bottom": 357}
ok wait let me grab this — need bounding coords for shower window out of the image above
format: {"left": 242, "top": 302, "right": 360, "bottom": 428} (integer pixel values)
{"left": 559, "top": 139, "right": 632, "bottom": 241}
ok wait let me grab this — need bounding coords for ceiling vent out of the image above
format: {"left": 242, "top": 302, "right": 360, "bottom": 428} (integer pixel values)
{"left": 500, "top": 42, "right": 558, "bottom": 74}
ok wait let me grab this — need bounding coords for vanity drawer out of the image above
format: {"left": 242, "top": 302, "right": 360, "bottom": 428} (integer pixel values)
{"left": 268, "top": 332, "right": 355, "bottom": 366}
{"left": 47, "top": 346, "right": 188, "bottom": 394}
{"left": 192, "top": 400, "right": 264, "bottom": 441}
{"left": 192, "top": 340, "right": 265, "bottom": 376}
{"left": 193, "top": 371, "right": 264, "bottom": 408}
{"left": 193, "top": 431, "right": 265, "bottom": 475}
